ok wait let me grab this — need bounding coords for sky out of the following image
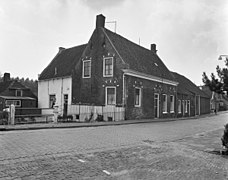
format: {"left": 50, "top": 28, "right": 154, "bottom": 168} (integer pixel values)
{"left": 0, "top": 0, "right": 228, "bottom": 85}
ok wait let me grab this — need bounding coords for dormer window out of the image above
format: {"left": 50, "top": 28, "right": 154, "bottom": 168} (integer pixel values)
{"left": 103, "top": 57, "right": 113, "bottom": 77}
{"left": 16, "top": 90, "right": 23, "bottom": 97}
{"left": 83, "top": 60, "right": 91, "bottom": 78}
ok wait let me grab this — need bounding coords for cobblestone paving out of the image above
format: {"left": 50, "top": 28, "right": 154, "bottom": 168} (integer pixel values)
{"left": 0, "top": 113, "right": 228, "bottom": 179}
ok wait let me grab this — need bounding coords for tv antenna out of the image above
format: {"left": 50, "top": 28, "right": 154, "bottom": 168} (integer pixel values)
{"left": 106, "top": 21, "right": 117, "bottom": 33}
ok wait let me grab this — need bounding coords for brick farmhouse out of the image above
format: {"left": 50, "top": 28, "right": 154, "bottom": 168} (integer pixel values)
{"left": 38, "top": 14, "right": 210, "bottom": 121}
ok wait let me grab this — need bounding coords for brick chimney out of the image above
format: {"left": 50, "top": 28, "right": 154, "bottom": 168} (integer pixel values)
{"left": 151, "top": 44, "right": 157, "bottom": 54}
{"left": 3, "top": 72, "right": 10, "bottom": 82}
{"left": 96, "top": 14, "right": 105, "bottom": 28}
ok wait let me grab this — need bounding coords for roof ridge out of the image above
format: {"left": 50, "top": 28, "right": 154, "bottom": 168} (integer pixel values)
{"left": 104, "top": 28, "right": 156, "bottom": 55}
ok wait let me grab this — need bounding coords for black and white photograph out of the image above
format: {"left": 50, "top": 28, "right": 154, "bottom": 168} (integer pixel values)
{"left": 0, "top": 0, "right": 228, "bottom": 179}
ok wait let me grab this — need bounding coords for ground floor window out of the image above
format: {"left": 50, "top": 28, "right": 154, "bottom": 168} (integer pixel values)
{"left": 135, "top": 88, "right": 141, "bottom": 107}
{"left": 185, "top": 100, "right": 188, "bottom": 113}
{"left": 5, "top": 100, "right": 21, "bottom": 107}
{"left": 178, "top": 100, "right": 181, "bottom": 113}
{"left": 162, "top": 94, "right": 167, "bottom": 113}
{"left": 170, "top": 95, "right": 174, "bottom": 113}
{"left": 106, "top": 87, "right": 116, "bottom": 105}
{"left": 49, "top": 94, "right": 56, "bottom": 108}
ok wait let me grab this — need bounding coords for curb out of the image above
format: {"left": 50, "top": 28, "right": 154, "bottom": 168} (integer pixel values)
{"left": 0, "top": 112, "right": 226, "bottom": 131}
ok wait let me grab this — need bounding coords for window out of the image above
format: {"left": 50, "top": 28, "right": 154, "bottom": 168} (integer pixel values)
{"left": 188, "top": 100, "right": 190, "bottom": 114}
{"left": 135, "top": 88, "right": 141, "bottom": 107}
{"left": 6, "top": 100, "right": 21, "bottom": 107}
{"left": 185, "top": 100, "right": 188, "bottom": 113}
{"left": 103, "top": 57, "right": 113, "bottom": 77}
{"left": 182, "top": 100, "right": 185, "bottom": 113}
{"left": 49, "top": 95, "right": 56, "bottom": 108}
{"left": 170, "top": 95, "right": 174, "bottom": 113}
{"left": 106, "top": 87, "right": 116, "bottom": 105}
{"left": 162, "top": 94, "right": 167, "bottom": 113}
{"left": 83, "top": 60, "right": 91, "bottom": 78}
{"left": 16, "top": 90, "right": 23, "bottom": 97}
{"left": 178, "top": 100, "right": 181, "bottom": 113}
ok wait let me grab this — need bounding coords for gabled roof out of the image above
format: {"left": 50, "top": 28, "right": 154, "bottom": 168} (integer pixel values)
{"left": 172, "top": 72, "right": 209, "bottom": 98}
{"left": 103, "top": 28, "right": 176, "bottom": 82}
{"left": 39, "top": 44, "right": 87, "bottom": 80}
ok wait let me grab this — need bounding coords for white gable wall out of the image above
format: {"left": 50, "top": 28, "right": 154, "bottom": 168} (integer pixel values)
{"left": 38, "top": 77, "right": 72, "bottom": 115}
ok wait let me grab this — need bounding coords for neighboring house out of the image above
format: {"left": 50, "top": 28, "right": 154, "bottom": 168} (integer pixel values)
{"left": 38, "top": 14, "right": 210, "bottom": 121}
{"left": 200, "top": 85, "right": 228, "bottom": 111}
{"left": 172, "top": 72, "right": 210, "bottom": 117}
{"left": 0, "top": 73, "right": 39, "bottom": 117}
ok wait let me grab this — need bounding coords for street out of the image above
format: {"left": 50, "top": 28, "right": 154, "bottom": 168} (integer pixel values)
{"left": 0, "top": 113, "right": 228, "bottom": 179}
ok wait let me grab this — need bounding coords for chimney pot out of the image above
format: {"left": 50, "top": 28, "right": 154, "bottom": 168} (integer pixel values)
{"left": 151, "top": 44, "right": 157, "bottom": 54}
{"left": 3, "top": 73, "right": 10, "bottom": 82}
{"left": 96, "top": 14, "right": 105, "bottom": 28}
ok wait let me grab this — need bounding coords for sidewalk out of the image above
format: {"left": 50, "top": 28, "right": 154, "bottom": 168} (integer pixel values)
{"left": 0, "top": 111, "right": 227, "bottom": 131}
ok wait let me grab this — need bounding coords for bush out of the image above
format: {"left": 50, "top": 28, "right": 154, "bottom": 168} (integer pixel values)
{"left": 221, "top": 123, "right": 228, "bottom": 150}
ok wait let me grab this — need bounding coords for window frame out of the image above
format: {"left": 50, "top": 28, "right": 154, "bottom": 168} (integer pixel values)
{"left": 162, "top": 94, "right": 168, "bottom": 113}
{"left": 134, "top": 87, "right": 142, "bottom": 107}
{"left": 15, "top": 89, "right": 23, "bottom": 97}
{"left": 170, "top": 95, "right": 175, "bottom": 113}
{"left": 185, "top": 100, "right": 188, "bottom": 113}
{"left": 6, "top": 100, "right": 21, "bottom": 107}
{"left": 105, "top": 86, "right": 116, "bottom": 105}
{"left": 103, "top": 57, "right": 114, "bottom": 77}
{"left": 82, "top": 60, "right": 91, "bottom": 78}
{"left": 178, "top": 99, "right": 182, "bottom": 114}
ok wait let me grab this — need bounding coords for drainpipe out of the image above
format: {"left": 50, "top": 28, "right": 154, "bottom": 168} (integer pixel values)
{"left": 122, "top": 73, "right": 125, "bottom": 107}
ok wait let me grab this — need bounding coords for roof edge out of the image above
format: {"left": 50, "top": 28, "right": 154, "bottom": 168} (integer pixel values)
{"left": 123, "top": 69, "right": 179, "bottom": 86}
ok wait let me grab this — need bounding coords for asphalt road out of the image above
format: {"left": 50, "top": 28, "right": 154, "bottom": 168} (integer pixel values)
{"left": 0, "top": 113, "right": 227, "bottom": 161}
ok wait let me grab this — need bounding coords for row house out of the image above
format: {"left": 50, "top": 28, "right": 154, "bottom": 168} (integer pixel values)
{"left": 38, "top": 14, "right": 210, "bottom": 121}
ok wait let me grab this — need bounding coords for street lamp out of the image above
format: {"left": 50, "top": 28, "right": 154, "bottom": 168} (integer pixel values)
{"left": 218, "top": 55, "right": 228, "bottom": 61}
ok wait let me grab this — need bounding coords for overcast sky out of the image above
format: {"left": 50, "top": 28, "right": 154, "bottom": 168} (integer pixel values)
{"left": 0, "top": 0, "right": 227, "bottom": 85}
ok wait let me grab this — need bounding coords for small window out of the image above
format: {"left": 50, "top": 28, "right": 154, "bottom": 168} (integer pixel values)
{"left": 16, "top": 90, "right": 23, "bottom": 97}
{"left": 185, "top": 100, "right": 188, "bottom": 113}
{"left": 83, "top": 60, "right": 91, "bottom": 78}
{"left": 103, "top": 57, "right": 113, "bottom": 77}
{"left": 178, "top": 100, "right": 182, "bottom": 113}
{"left": 6, "top": 100, "right": 21, "bottom": 107}
{"left": 135, "top": 88, "right": 141, "bottom": 107}
{"left": 170, "top": 95, "right": 174, "bottom": 113}
{"left": 49, "top": 95, "right": 56, "bottom": 108}
{"left": 162, "top": 94, "right": 167, "bottom": 113}
{"left": 106, "top": 87, "right": 116, "bottom": 105}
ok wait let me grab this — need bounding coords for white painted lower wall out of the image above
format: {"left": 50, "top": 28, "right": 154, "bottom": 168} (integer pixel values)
{"left": 38, "top": 77, "right": 72, "bottom": 115}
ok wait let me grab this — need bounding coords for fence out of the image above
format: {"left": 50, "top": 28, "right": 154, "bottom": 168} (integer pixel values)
{"left": 67, "top": 104, "right": 125, "bottom": 122}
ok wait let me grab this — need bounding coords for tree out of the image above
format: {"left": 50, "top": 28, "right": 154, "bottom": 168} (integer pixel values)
{"left": 202, "top": 59, "right": 228, "bottom": 95}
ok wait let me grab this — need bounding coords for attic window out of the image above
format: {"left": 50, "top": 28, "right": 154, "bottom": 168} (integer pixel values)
{"left": 103, "top": 57, "right": 113, "bottom": 77}
{"left": 154, "top": 63, "right": 158, "bottom": 66}
{"left": 16, "top": 90, "right": 23, "bottom": 97}
{"left": 83, "top": 60, "right": 91, "bottom": 78}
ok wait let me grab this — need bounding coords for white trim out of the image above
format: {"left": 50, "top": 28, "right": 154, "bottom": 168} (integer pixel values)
{"left": 178, "top": 99, "right": 182, "bottom": 114}
{"left": 122, "top": 69, "right": 178, "bottom": 86}
{"left": 162, "top": 94, "right": 168, "bottom": 113}
{"left": 134, "top": 87, "right": 141, "bottom": 107}
{"left": 170, "top": 95, "right": 174, "bottom": 113}
{"left": 105, "top": 86, "right": 116, "bottom": 105}
{"left": 154, "top": 93, "right": 160, "bottom": 118}
{"left": 103, "top": 57, "right": 113, "bottom": 77}
{"left": 82, "top": 60, "right": 91, "bottom": 78}
{"left": 15, "top": 89, "right": 23, "bottom": 97}
{"left": 6, "top": 100, "right": 21, "bottom": 107}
